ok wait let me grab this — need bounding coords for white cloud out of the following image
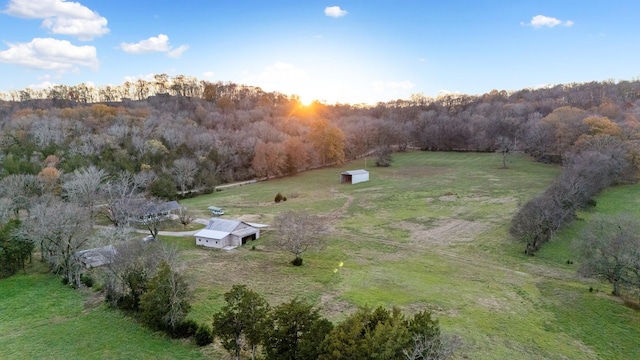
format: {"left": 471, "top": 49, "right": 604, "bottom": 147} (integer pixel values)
{"left": 522, "top": 15, "right": 574, "bottom": 28}
{"left": 202, "top": 71, "right": 215, "bottom": 79}
{"left": 28, "top": 80, "right": 58, "bottom": 90}
{"left": 120, "top": 34, "right": 189, "bottom": 58}
{"left": 123, "top": 73, "right": 156, "bottom": 83}
{"left": 120, "top": 34, "right": 170, "bottom": 54}
{"left": 3, "top": 0, "right": 109, "bottom": 41}
{"left": 0, "top": 37, "right": 98, "bottom": 71}
{"left": 325, "top": 6, "right": 347, "bottom": 18}
{"left": 167, "top": 44, "right": 189, "bottom": 58}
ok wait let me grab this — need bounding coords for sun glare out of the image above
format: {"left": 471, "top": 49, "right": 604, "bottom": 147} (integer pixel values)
{"left": 299, "top": 96, "right": 314, "bottom": 106}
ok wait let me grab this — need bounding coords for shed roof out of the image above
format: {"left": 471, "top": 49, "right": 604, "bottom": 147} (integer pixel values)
{"left": 74, "top": 245, "right": 116, "bottom": 268}
{"left": 206, "top": 218, "right": 242, "bottom": 232}
{"left": 341, "top": 169, "right": 369, "bottom": 175}
{"left": 244, "top": 222, "right": 269, "bottom": 229}
{"left": 232, "top": 227, "right": 258, "bottom": 237}
{"left": 194, "top": 229, "right": 229, "bottom": 240}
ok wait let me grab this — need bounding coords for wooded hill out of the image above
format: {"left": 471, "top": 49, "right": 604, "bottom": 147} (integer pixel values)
{"left": 1, "top": 77, "right": 639, "bottom": 254}
{"left": 1, "top": 77, "right": 639, "bottom": 182}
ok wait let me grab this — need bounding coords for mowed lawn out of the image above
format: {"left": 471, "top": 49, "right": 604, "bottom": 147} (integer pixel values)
{"left": 0, "top": 271, "right": 204, "bottom": 360}
{"left": 2, "top": 151, "right": 640, "bottom": 359}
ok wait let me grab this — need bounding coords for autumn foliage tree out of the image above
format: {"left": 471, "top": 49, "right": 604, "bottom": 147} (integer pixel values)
{"left": 252, "top": 141, "right": 285, "bottom": 179}
{"left": 308, "top": 118, "right": 345, "bottom": 166}
{"left": 282, "top": 137, "right": 308, "bottom": 175}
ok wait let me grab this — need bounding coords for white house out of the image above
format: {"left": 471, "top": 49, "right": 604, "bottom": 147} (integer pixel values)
{"left": 340, "top": 169, "right": 369, "bottom": 184}
{"left": 194, "top": 218, "right": 268, "bottom": 250}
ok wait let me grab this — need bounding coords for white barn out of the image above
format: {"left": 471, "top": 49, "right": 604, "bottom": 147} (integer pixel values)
{"left": 194, "top": 218, "right": 268, "bottom": 250}
{"left": 340, "top": 169, "right": 369, "bottom": 184}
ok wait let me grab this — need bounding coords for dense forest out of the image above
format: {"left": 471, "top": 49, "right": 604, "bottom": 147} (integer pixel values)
{"left": 2, "top": 76, "right": 639, "bottom": 180}
{"left": 1, "top": 77, "right": 639, "bottom": 249}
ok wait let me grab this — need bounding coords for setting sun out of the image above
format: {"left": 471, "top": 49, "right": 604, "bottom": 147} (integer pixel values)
{"left": 299, "top": 96, "right": 314, "bottom": 106}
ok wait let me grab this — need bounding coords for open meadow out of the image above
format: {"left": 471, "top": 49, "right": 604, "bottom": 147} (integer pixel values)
{"left": 2, "top": 151, "right": 639, "bottom": 359}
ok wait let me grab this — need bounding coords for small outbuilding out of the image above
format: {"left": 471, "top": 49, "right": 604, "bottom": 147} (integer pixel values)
{"left": 194, "top": 218, "right": 268, "bottom": 250}
{"left": 340, "top": 169, "right": 369, "bottom": 184}
{"left": 74, "top": 245, "right": 116, "bottom": 269}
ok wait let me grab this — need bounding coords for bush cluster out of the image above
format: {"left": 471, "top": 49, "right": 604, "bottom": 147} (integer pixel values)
{"left": 274, "top": 192, "right": 287, "bottom": 203}
{"left": 209, "top": 284, "right": 458, "bottom": 359}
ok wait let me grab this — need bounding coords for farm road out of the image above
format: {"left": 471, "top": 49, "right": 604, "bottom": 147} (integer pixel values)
{"left": 93, "top": 217, "right": 210, "bottom": 237}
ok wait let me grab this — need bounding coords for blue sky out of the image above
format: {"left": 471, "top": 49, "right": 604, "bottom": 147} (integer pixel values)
{"left": 1, "top": 0, "right": 639, "bottom": 104}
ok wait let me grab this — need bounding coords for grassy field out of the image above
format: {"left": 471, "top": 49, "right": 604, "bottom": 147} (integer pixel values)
{"left": 2, "top": 151, "right": 639, "bottom": 359}
{"left": 0, "top": 267, "right": 205, "bottom": 360}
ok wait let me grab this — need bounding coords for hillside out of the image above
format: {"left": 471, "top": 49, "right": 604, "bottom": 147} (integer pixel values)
{"left": 2, "top": 78, "right": 640, "bottom": 359}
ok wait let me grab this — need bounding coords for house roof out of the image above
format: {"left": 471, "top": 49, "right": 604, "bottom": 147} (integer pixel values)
{"left": 74, "top": 245, "right": 116, "bottom": 268}
{"left": 194, "top": 229, "right": 229, "bottom": 240}
{"left": 150, "top": 200, "right": 181, "bottom": 213}
{"left": 341, "top": 169, "right": 369, "bottom": 175}
{"left": 119, "top": 199, "right": 181, "bottom": 215}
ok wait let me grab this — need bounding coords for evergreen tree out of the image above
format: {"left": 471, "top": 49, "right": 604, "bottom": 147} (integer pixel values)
{"left": 263, "top": 298, "right": 332, "bottom": 360}
{"left": 212, "top": 285, "right": 270, "bottom": 360}
{"left": 139, "top": 261, "right": 191, "bottom": 332}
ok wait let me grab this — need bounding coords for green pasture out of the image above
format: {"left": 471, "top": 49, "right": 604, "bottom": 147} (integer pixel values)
{"left": 2, "top": 151, "right": 640, "bottom": 359}
{"left": 0, "top": 272, "right": 204, "bottom": 360}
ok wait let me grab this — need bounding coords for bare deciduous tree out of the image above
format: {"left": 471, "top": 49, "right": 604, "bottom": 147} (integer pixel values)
{"left": 102, "top": 240, "right": 178, "bottom": 309}
{"left": 575, "top": 214, "right": 640, "bottom": 297}
{"left": 177, "top": 206, "right": 194, "bottom": 229}
{"left": 271, "top": 211, "right": 328, "bottom": 266}
{"left": 403, "top": 334, "right": 462, "bottom": 360}
{"left": 171, "top": 157, "right": 198, "bottom": 196}
{"left": 101, "top": 172, "right": 152, "bottom": 227}
{"left": 63, "top": 165, "right": 107, "bottom": 224}
{"left": 26, "top": 199, "right": 92, "bottom": 286}
{"left": 0, "top": 174, "right": 43, "bottom": 219}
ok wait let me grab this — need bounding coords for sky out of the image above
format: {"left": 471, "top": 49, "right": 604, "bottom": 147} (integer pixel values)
{"left": 1, "top": 0, "right": 640, "bottom": 105}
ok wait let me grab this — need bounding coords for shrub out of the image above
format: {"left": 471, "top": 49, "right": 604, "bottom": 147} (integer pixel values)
{"left": 195, "top": 324, "right": 213, "bottom": 346}
{"left": 148, "top": 176, "right": 177, "bottom": 200}
{"left": 171, "top": 319, "right": 198, "bottom": 338}
{"left": 275, "top": 192, "right": 284, "bottom": 203}
{"left": 291, "top": 257, "right": 303, "bottom": 266}
{"left": 80, "top": 273, "right": 94, "bottom": 288}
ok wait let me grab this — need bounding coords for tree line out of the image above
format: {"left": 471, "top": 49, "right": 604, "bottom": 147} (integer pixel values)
{"left": 1, "top": 77, "right": 640, "bottom": 195}
{"left": 205, "top": 284, "right": 459, "bottom": 360}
